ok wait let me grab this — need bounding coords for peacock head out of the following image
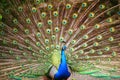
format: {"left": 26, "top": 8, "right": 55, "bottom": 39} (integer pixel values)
{"left": 62, "top": 46, "right": 67, "bottom": 51}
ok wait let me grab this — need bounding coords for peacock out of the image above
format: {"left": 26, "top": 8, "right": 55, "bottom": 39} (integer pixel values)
{"left": 0, "top": 0, "right": 120, "bottom": 80}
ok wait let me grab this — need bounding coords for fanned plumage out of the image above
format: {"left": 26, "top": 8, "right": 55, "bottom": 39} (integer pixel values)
{"left": 0, "top": 0, "right": 120, "bottom": 80}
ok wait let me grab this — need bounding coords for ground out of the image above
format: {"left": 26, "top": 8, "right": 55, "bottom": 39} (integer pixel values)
{"left": 21, "top": 73, "right": 120, "bottom": 80}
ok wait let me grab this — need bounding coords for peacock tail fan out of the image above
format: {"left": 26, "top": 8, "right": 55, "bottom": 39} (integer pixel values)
{"left": 0, "top": 0, "right": 120, "bottom": 80}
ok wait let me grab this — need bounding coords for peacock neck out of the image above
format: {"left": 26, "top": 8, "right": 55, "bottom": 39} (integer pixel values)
{"left": 61, "top": 49, "right": 67, "bottom": 64}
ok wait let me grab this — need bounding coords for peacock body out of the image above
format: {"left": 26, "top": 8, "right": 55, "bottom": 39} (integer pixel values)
{"left": 0, "top": 0, "right": 120, "bottom": 80}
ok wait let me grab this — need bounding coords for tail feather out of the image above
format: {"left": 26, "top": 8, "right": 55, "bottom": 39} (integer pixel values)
{"left": 0, "top": 0, "right": 120, "bottom": 80}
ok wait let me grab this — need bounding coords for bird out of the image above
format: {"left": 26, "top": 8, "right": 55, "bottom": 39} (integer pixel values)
{"left": 48, "top": 45, "right": 71, "bottom": 80}
{"left": 0, "top": 0, "right": 120, "bottom": 80}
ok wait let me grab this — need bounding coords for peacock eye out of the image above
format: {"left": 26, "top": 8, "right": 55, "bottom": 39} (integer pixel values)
{"left": 18, "top": 6, "right": 23, "bottom": 12}
{"left": 117, "top": 11, "right": 120, "bottom": 15}
{"left": 89, "top": 12, "right": 95, "bottom": 18}
{"left": 39, "top": 50, "right": 44, "bottom": 54}
{"left": 16, "top": 56, "right": 21, "bottom": 60}
{"left": 112, "top": 51, "right": 117, "bottom": 57}
{"left": 68, "top": 29, "right": 73, "bottom": 35}
{"left": 93, "top": 42, "right": 99, "bottom": 47}
{"left": 32, "top": 7, "right": 37, "bottom": 13}
{"left": 54, "top": 27, "right": 59, "bottom": 32}
{"left": 67, "top": 54, "right": 71, "bottom": 58}
{"left": 23, "top": 52, "right": 27, "bottom": 56}
{"left": 106, "top": 11, "right": 112, "bottom": 16}
{"left": 21, "top": 64, "right": 25, "bottom": 68}
{"left": 104, "top": 46, "right": 110, "bottom": 51}
{"left": 106, "top": 18, "right": 113, "bottom": 23}
{"left": 36, "top": 32, "right": 41, "bottom": 37}
{"left": 83, "top": 35, "right": 89, "bottom": 40}
{"left": 5, "top": 9, "right": 10, "bottom": 14}
{"left": 59, "top": 37, "right": 64, "bottom": 42}
{"left": 26, "top": 18, "right": 31, "bottom": 24}
{"left": 108, "top": 36, "right": 114, "bottom": 42}
{"left": 97, "top": 51, "right": 103, "bottom": 55}
{"left": 62, "top": 19, "right": 67, "bottom": 25}
{"left": 82, "top": 43, "right": 88, "bottom": 47}
{"left": 53, "top": 11, "right": 58, "bottom": 17}
{"left": 94, "top": 24, "right": 100, "bottom": 29}
{"left": 72, "top": 51, "right": 78, "bottom": 59}
{"left": 79, "top": 50, "right": 84, "bottom": 54}
{"left": 18, "top": 46, "right": 23, "bottom": 50}
{"left": 96, "top": 59, "right": 101, "bottom": 63}
{"left": 13, "top": 28, "right": 18, "bottom": 33}
{"left": 47, "top": 20, "right": 52, "bottom": 25}
{"left": 46, "top": 29, "right": 51, "bottom": 34}
{"left": 28, "top": 58, "right": 32, "bottom": 62}
{"left": 32, "top": 53, "right": 36, "bottom": 56}
{"left": 82, "top": 2, "right": 87, "bottom": 8}
{"left": 48, "top": 4, "right": 53, "bottom": 10}
{"left": 51, "top": 35, "right": 56, "bottom": 40}
{"left": 0, "top": 22, "right": 5, "bottom": 29}
{"left": 80, "top": 25, "right": 86, "bottom": 30}
{"left": 85, "top": 55, "right": 90, "bottom": 59}
{"left": 27, "top": 58, "right": 32, "bottom": 62}
{"left": 0, "top": 30, "right": 5, "bottom": 36}
{"left": 67, "top": 59, "right": 72, "bottom": 64}
{"left": 2, "top": 39, "right": 7, "bottom": 45}
{"left": 35, "top": 0, "right": 41, "bottom": 4}
{"left": 0, "top": 14, "right": 2, "bottom": 20}
{"left": 12, "top": 40, "right": 18, "bottom": 45}
{"left": 28, "top": 46, "right": 33, "bottom": 51}
{"left": 41, "top": 12, "right": 46, "bottom": 18}
{"left": 71, "top": 40, "right": 76, "bottom": 44}
{"left": 37, "top": 22, "right": 43, "bottom": 28}
{"left": 89, "top": 49, "right": 95, "bottom": 54}
{"left": 45, "top": 39, "right": 49, "bottom": 44}
{"left": 109, "top": 27, "right": 115, "bottom": 32}
{"left": 51, "top": 45, "right": 54, "bottom": 49}
{"left": 1, "top": 53, "right": 7, "bottom": 57}
{"left": 96, "top": 35, "right": 102, "bottom": 40}
{"left": 9, "top": 50, "right": 14, "bottom": 55}
{"left": 36, "top": 42, "right": 41, "bottom": 47}
{"left": 24, "top": 29, "right": 30, "bottom": 34}
{"left": 46, "top": 46, "right": 50, "bottom": 51}
{"left": 73, "top": 54, "right": 78, "bottom": 59}
{"left": 66, "top": 4, "right": 72, "bottom": 9}
{"left": 72, "top": 13, "right": 78, "bottom": 19}
{"left": 99, "top": 4, "right": 105, "bottom": 9}
{"left": 25, "top": 39, "right": 30, "bottom": 44}
{"left": 56, "top": 45, "right": 60, "bottom": 50}
{"left": 13, "top": 18, "right": 18, "bottom": 24}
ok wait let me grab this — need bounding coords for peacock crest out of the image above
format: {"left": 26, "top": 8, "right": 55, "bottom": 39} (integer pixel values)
{"left": 0, "top": 0, "right": 120, "bottom": 80}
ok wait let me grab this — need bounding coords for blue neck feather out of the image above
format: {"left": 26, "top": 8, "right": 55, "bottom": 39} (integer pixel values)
{"left": 54, "top": 46, "right": 71, "bottom": 80}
